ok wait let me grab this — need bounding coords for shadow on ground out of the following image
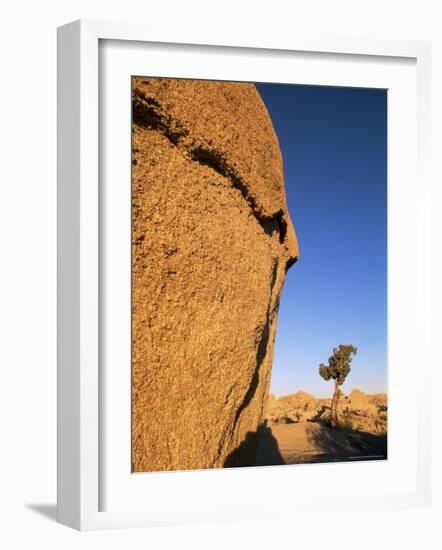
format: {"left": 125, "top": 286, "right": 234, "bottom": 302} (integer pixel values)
{"left": 254, "top": 424, "right": 286, "bottom": 466}
{"left": 230, "top": 421, "right": 387, "bottom": 467}
{"left": 25, "top": 504, "right": 57, "bottom": 522}
{"left": 224, "top": 424, "right": 285, "bottom": 467}
{"left": 306, "top": 421, "right": 387, "bottom": 461}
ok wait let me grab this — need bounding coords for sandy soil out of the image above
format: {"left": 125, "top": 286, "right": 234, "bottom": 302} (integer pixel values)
{"left": 255, "top": 421, "right": 387, "bottom": 466}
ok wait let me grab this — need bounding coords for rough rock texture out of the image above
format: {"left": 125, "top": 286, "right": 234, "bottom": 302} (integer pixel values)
{"left": 265, "top": 391, "right": 321, "bottom": 424}
{"left": 131, "top": 77, "right": 298, "bottom": 472}
{"left": 341, "top": 388, "right": 378, "bottom": 418}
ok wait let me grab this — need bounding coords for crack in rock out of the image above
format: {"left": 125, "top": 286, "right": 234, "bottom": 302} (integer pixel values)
{"left": 133, "top": 90, "right": 290, "bottom": 244}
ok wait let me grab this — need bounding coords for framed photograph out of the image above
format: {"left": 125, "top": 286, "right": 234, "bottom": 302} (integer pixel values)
{"left": 57, "top": 19, "right": 432, "bottom": 530}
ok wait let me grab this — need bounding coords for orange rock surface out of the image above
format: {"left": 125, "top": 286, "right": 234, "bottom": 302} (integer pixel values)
{"left": 131, "top": 77, "right": 298, "bottom": 472}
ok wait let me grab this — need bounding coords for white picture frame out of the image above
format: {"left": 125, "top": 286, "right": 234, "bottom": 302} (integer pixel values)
{"left": 57, "top": 19, "right": 432, "bottom": 531}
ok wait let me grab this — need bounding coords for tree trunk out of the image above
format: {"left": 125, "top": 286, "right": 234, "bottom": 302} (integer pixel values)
{"left": 330, "top": 379, "right": 340, "bottom": 429}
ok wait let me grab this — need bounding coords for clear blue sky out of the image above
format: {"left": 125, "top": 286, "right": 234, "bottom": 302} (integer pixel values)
{"left": 256, "top": 83, "right": 387, "bottom": 398}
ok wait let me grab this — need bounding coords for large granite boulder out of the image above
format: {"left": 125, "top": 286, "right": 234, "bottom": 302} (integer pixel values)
{"left": 340, "top": 388, "right": 378, "bottom": 418}
{"left": 131, "top": 77, "right": 298, "bottom": 472}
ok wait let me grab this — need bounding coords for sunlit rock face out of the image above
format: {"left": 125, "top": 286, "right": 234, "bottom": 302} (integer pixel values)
{"left": 131, "top": 77, "right": 298, "bottom": 472}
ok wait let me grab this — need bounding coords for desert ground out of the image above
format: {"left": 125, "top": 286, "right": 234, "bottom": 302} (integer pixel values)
{"left": 255, "top": 389, "right": 387, "bottom": 465}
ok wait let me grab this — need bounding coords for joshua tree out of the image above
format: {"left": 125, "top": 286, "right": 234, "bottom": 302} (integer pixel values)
{"left": 319, "top": 344, "right": 357, "bottom": 428}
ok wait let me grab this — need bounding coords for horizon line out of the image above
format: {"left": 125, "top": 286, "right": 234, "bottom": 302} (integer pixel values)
{"left": 270, "top": 386, "right": 388, "bottom": 399}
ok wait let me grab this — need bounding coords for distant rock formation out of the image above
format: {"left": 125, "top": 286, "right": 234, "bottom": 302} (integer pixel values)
{"left": 265, "top": 391, "right": 321, "bottom": 424}
{"left": 265, "top": 389, "right": 387, "bottom": 435}
{"left": 131, "top": 77, "right": 298, "bottom": 472}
